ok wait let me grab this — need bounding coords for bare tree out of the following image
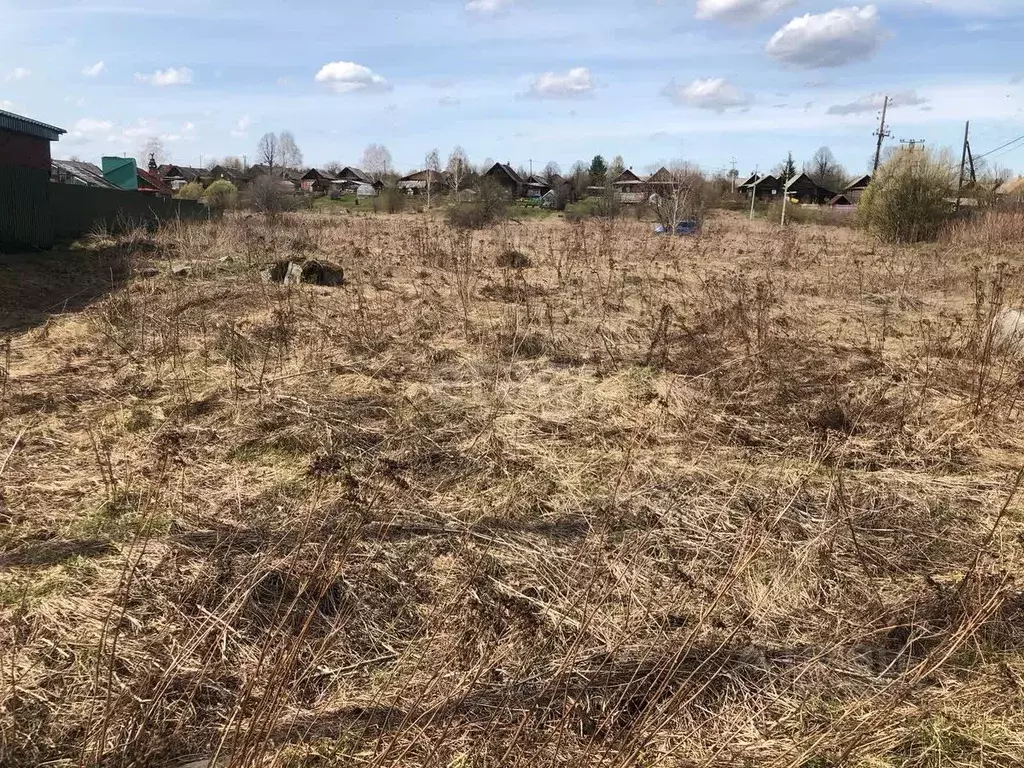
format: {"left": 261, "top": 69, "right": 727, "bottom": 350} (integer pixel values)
{"left": 543, "top": 161, "right": 561, "bottom": 183}
{"left": 258, "top": 133, "right": 279, "bottom": 172}
{"left": 480, "top": 157, "right": 495, "bottom": 174}
{"left": 609, "top": 155, "right": 625, "bottom": 179}
{"left": 138, "top": 136, "right": 166, "bottom": 168}
{"left": 806, "top": 146, "right": 847, "bottom": 193}
{"left": 279, "top": 131, "right": 303, "bottom": 170}
{"left": 649, "top": 161, "right": 708, "bottom": 230}
{"left": 424, "top": 148, "right": 441, "bottom": 208}
{"left": 208, "top": 156, "right": 244, "bottom": 171}
{"left": 447, "top": 146, "right": 470, "bottom": 195}
{"left": 324, "top": 161, "right": 344, "bottom": 175}
{"left": 360, "top": 144, "right": 393, "bottom": 183}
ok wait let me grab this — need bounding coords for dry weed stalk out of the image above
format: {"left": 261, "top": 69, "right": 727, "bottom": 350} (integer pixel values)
{"left": 1, "top": 210, "right": 1023, "bottom": 768}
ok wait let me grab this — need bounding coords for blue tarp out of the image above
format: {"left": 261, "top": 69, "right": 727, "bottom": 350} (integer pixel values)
{"left": 654, "top": 220, "right": 700, "bottom": 236}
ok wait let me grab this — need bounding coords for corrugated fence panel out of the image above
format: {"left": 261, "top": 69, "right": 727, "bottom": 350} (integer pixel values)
{"left": 0, "top": 166, "right": 54, "bottom": 250}
{"left": 50, "top": 184, "right": 215, "bottom": 239}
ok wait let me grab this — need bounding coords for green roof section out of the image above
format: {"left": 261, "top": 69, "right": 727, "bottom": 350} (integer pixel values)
{"left": 102, "top": 156, "right": 139, "bottom": 191}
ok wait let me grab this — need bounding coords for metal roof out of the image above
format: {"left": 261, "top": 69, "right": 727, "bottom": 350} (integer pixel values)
{"left": 51, "top": 159, "right": 119, "bottom": 189}
{"left": 0, "top": 109, "right": 66, "bottom": 141}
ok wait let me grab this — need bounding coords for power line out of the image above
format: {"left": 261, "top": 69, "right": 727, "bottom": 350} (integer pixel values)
{"left": 974, "top": 131, "right": 1024, "bottom": 161}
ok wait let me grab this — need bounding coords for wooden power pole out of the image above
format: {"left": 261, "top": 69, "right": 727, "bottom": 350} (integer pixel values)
{"left": 873, "top": 95, "right": 890, "bottom": 172}
{"left": 956, "top": 120, "right": 970, "bottom": 212}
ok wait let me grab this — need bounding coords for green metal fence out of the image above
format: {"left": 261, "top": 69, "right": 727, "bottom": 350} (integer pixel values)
{"left": 0, "top": 167, "right": 54, "bottom": 251}
{"left": 50, "top": 184, "right": 213, "bottom": 240}
{"left": 1, "top": 174, "right": 215, "bottom": 252}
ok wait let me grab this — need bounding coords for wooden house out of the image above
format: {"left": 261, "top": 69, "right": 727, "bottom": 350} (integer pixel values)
{"left": 300, "top": 168, "right": 338, "bottom": 194}
{"left": 157, "top": 164, "right": 204, "bottom": 191}
{"left": 206, "top": 165, "right": 244, "bottom": 186}
{"left": 523, "top": 174, "right": 552, "bottom": 198}
{"left": 483, "top": 162, "right": 524, "bottom": 197}
{"left": 398, "top": 169, "right": 446, "bottom": 194}
{"left": 785, "top": 173, "right": 834, "bottom": 205}
{"left": 842, "top": 174, "right": 871, "bottom": 203}
{"left": 738, "top": 173, "right": 784, "bottom": 201}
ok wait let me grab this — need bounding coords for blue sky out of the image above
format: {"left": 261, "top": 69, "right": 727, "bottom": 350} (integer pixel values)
{"left": 2, "top": 0, "right": 1022, "bottom": 177}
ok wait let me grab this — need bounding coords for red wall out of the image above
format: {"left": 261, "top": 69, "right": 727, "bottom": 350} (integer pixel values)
{"left": 0, "top": 128, "right": 52, "bottom": 170}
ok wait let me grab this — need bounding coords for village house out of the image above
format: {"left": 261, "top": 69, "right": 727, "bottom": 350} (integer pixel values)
{"left": 610, "top": 168, "right": 645, "bottom": 203}
{"left": 205, "top": 164, "right": 244, "bottom": 186}
{"left": 785, "top": 172, "right": 835, "bottom": 205}
{"left": 484, "top": 162, "right": 525, "bottom": 197}
{"left": 737, "top": 173, "right": 784, "bottom": 201}
{"left": 398, "top": 169, "right": 446, "bottom": 195}
{"left": 843, "top": 174, "right": 871, "bottom": 203}
{"left": 300, "top": 168, "right": 338, "bottom": 194}
{"left": 157, "top": 163, "right": 205, "bottom": 191}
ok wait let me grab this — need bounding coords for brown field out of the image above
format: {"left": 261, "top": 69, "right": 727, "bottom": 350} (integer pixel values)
{"left": 2, "top": 210, "right": 1024, "bottom": 767}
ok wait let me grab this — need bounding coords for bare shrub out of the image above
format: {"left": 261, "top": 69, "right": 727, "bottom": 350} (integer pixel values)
{"left": 245, "top": 175, "right": 292, "bottom": 215}
{"left": 859, "top": 146, "right": 956, "bottom": 243}
{"left": 445, "top": 178, "right": 510, "bottom": 229}
{"left": 945, "top": 208, "right": 1024, "bottom": 249}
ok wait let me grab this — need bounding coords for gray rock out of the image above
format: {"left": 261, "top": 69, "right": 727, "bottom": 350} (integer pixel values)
{"left": 171, "top": 265, "right": 192, "bottom": 278}
{"left": 283, "top": 262, "right": 304, "bottom": 285}
{"left": 262, "top": 259, "right": 344, "bottom": 287}
{"left": 994, "top": 308, "right": 1024, "bottom": 353}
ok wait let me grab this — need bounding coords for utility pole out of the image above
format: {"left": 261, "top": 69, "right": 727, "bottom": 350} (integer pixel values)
{"left": 956, "top": 120, "right": 970, "bottom": 212}
{"left": 749, "top": 166, "right": 758, "bottom": 221}
{"left": 873, "top": 95, "right": 891, "bottom": 172}
{"left": 900, "top": 139, "right": 926, "bottom": 150}
{"left": 730, "top": 157, "right": 737, "bottom": 193}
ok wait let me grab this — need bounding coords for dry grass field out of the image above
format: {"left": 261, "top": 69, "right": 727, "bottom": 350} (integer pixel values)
{"left": 2, "top": 209, "right": 1024, "bottom": 767}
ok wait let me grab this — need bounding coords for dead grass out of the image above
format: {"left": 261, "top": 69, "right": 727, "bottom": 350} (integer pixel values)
{"left": 2, "top": 210, "right": 1024, "bottom": 767}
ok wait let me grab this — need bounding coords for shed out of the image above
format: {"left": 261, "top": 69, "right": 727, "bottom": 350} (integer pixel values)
{"left": 1, "top": 109, "right": 66, "bottom": 250}
{"left": 51, "top": 159, "right": 120, "bottom": 189}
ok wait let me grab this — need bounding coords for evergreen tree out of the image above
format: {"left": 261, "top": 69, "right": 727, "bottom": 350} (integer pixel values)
{"left": 589, "top": 155, "right": 608, "bottom": 186}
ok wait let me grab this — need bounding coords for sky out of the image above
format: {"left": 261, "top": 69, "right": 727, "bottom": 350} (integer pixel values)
{"left": 1, "top": 0, "right": 1023, "bottom": 177}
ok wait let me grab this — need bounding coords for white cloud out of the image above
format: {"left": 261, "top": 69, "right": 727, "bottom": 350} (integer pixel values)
{"left": 0, "top": 100, "right": 15, "bottom": 111}
{"left": 314, "top": 61, "right": 391, "bottom": 93}
{"left": 68, "top": 118, "right": 115, "bottom": 141}
{"left": 82, "top": 61, "right": 105, "bottom": 77}
{"left": 827, "top": 89, "right": 928, "bottom": 114}
{"left": 134, "top": 67, "right": 193, "bottom": 86}
{"left": 438, "top": 95, "right": 461, "bottom": 106}
{"left": 466, "top": 0, "right": 514, "bottom": 12}
{"left": 524, "top": 67, "right": 596, "bottom": 99}
{"left": 662, "top": 76, "right": 752, "bottom": 112}
{"left": 695, "top": 0, "right": 795, "bottom": 23}
{"left": 5, "top": 67, "right": 31, "bottom": 81}
{"left": 766, "top": 5, "right": 888, "bottom": 68}
{"left": 230, "top": 115, "right": 251, "bottom": 137}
